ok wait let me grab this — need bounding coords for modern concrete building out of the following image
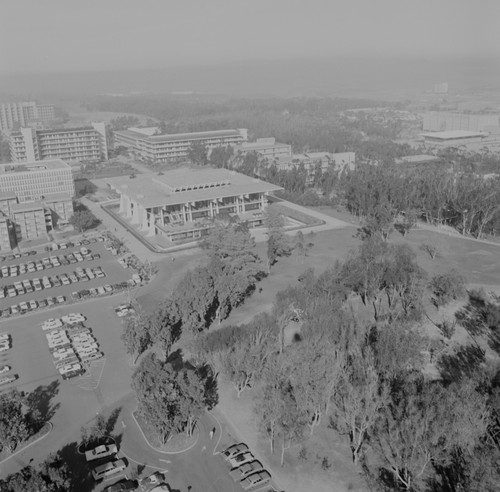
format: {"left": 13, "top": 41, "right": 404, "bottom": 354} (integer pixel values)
{"left": 114, "top": 128, "right": 248, "bottom": 162}
{"left": 0, "top": 215, "right": 13, "bottom": 251}
{"left": 0, "top": 102, "right": 55, "bottom": 132}
{"left": 234, "top": 137, "right": 292, "bottom": 159}
{"left": 105, "top": 167, "right": 281, "bottom": 242}
{"left": 0, "top": 159, "right": 75, "bottom": 202}
{"left": 421, "top": 130, "right": 486, "bottom": 149}
{"left": 423, "top": 112, "right": 499, "bottom": 132}
{"left": 10, "top": 201, "right": 48, "bottom": 241}
{"left": 9, "top": 123, "right": 108, "bottom": 162}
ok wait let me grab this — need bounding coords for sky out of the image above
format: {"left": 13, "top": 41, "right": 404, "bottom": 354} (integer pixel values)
{"left": 1, "top": 0, "right": 499, "bottom": 73}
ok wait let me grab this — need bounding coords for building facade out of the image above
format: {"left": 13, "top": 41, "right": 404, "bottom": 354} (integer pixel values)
{"left": 114, "top": 128, "right": 248, "bottom": 162}
{"left": 10, "top": 201, "right": 48, "bottom": 241}
{"left": 276, "top": 152, "right": 355, "bottom": 179}
{"left": 0, "top": 102, "right": 55, "bottom": 132}
{"left": 0, "top": 159, "right": 75, "bottom": 202}
{"left": 105, "top": 167, "right": 282, "bottom": 242}
{"left": 234, "top": 137, "right": 292, "bottom": 159}
{"left": 9, "top": 122, "right": 108, "bottom": 162}
{"left": 0, "top": 216, "right": 12, "bottom": 251}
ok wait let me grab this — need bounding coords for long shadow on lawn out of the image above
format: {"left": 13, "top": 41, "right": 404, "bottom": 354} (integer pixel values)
{"left": 25, "top": 379, "right": 60, "bottom": 422}
{"left": 58, "top": 441, "right": 95, "bottom": 492}
{"left": 437, "top": 344, "right": 486, "bottom": 384}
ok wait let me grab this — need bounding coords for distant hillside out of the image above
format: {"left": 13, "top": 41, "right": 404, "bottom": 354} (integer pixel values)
{"left": 1, "top": 56, "right": 499, "bottom": 99}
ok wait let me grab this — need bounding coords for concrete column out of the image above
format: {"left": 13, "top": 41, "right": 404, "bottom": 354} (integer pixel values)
{"left": 260, "top": 193, "right": 266, "bottom": 210}
{"left": 187, "top": 203, "right": 193, "bottom": 222}
{"left": 147, "top": 209, "right": 156, "bottom": 236}
{"left": 131, "top": 200, "right": 141, "bottom": 224}
{"left": 182, "top": 205, "right": 187, "bottom": 223}
{"left": 119, "top": 193, "right": 126, "bottom": 213}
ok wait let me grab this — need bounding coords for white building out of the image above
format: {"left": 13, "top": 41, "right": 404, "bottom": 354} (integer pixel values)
{"left": 9, "top": 123, "right": 108, "bottom": 163}
{"left": 114, "top": 128, "right": 248, "bottom": 162}
{"left": 0, "top": 101, "right": 55, "bottom": 132}
{"left": 234, "top": 137, "right": 292, "bottom": 159}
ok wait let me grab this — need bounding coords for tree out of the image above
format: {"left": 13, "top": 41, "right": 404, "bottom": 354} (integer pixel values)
{"left": 373, "top": 378, "right": 488, "bottom": 491}
{"left": 209, "top": 145, "right": 234, "bottom": 168}
{"left": 121, "top": 310, "right": 152, "bottom": 364}
{"left": 69, "top": 209, "right": 100, "bottom": 232}
{"left": 147, "top": 298, "right": 181, "bottom": 358}
{"left": 0, "top": 391, "right": 29, "bottom": 452}
{"left": 430, "top": 270, "right": 466, "bottom": 307}
{"left": 332, "top": 351, "right": 388, "bottom": 464}
{"left": 80, "top": 415, "right": 107, "bottom": 447}
{"left": 264, "top": 206, "right": 292, "bottom": 272}
{"left": 294, "top": 230, "right": 314, "bottom": 263}
{"left": 187, "top": 141, "right": 209, "bottom": 166}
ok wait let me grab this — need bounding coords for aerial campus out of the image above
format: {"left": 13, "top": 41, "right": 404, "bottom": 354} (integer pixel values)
{"left": 1, "top": 4, "right": 500, "bottom": 492}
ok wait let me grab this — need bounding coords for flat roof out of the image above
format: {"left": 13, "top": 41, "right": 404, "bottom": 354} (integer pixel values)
{"left": 398, "top": 154, "right": 440, "bottom": 163}
{"left": 0, "top": 159, "right": 70, "bottom": 174}
{"left": 421, "top": 130, "right": 484, "bottom": 140}
{"left": 43, "top": 192, "right": 73, "bottom": 202}
{"left": 11, "top": 201, "right": 44, "bottom": 213}
{"left": 0, "top": 191, "right": 18, "bottom": 200}
{"left": 115, "top": 128, "right": 244, "bottom": 143}
{"left": 106, "top": 167, "right": 282, "bottom": 209}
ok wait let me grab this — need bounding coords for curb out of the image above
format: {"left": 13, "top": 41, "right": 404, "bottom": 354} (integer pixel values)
{"left": 0, "top": 422, "right": 53, "bottom": 466}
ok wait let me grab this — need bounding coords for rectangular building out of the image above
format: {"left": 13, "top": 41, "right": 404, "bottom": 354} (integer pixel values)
{"left": 9, "top": 122, "right": 108, "bottom": 163}
{"left": 0, "top": 215, "right": 13, "bottom": 251}
{"left": 234, "top": 137, "right": 292, "bottom": 159}
{"left": 0, "top": 101, "right": 55, "bottom": 132}
{"left": 423, "top": 112, "right": 499, "bottom": 132}
{"left": 10, "top": 201, "right": 48, "bottom": 241}
{"left": 276, "top": 152, "right": 355, "bottom": 179}
{"left": 421, "top": 130, "right": 485, "bottom": 149}
{"left": 114, "top": 128, "right": 248, "bottom": 162}
{"left": 105, "top": 167, "right": 282, "bottom": 242}
{"left": 0, "top": 159, "right": 75, "bottom": 202}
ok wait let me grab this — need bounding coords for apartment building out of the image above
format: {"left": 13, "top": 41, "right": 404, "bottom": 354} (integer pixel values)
{"left": 114, "top": 128, "right": 248, "bottom": 162}
{"left": 9, "top": 122, "right": 108, "bottom": 162}
{"left": 0, "top": 101, "right": 55, "bottom": 132}
{"left": 0, "top": 159, "right": 75, "bottom": 202}
{"left": 234, "top": 137, "right": 292, "bottom": 159}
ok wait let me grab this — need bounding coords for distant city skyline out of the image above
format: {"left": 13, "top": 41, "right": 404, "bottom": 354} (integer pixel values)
{"left": 1, "top": 0, "right": 499, "bottom": 74}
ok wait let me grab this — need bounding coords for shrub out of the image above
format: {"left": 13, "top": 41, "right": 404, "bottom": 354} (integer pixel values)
{"left": 430, "top": 270, "right": 466, "bottom": 307}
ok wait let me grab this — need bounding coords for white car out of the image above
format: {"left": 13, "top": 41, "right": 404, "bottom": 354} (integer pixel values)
{"left": 55, "top": 356, "right": 80, "bottom": 369}
{"left": 53, "top": 348, "right": 75, "bottom": 360}
{"left": 0, "top": 375, "right": 17, "bottom": 386}
{"left": 42, "top": 318, "right": 63, "bottom": 330}
{"left": 80, "top": 352, "right": 104, "bottom": 362}
{"left": 48, "top": 338, "right": 70, "bottom": 349}
{"left": 61, "top": 313, "right": 85, "bottom": 324}
{"left": 19, "top": 301, "right": 29, "bottom": 311}
{"left": 28, "top": 300, "right": 38, "bottom": 310}
{"left": 0, "top": 341, "right": 11, "bottom": 352}
{"left": 0, "top": 365, "right": 11, "bottom": 374}
{"left": 85, "top": 443, "right": 117, "bottom": 462}
{"left": 58, "top": 363, "right": 82, "bottom": 375}
{"left": 0, "top": 333, "right": 10, "bottom": 341}
{"left": 46, "top": 329, "right": 66, "bottom": 338}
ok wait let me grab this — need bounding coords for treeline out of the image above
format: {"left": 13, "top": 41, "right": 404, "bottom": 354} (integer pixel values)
{"left": 339, "top": 162, "right": 500, "bottom": 238}
{"left": 192, "top": 238, "right": 500, "bottom": 491}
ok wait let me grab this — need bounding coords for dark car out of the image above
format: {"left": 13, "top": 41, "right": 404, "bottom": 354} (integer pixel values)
{"left": 103, "top": 479, "right": 138, "bottom": 492}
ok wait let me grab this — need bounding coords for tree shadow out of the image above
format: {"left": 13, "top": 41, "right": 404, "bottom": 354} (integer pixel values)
{"left": 437, "top": 344, "right": 485, "bottom": 384}
{"left": 106, "top": 407, "right": 122, "bottom": 436}
{"left": 57, "top": 441, "right": 95, "bottom": 492}
{"left": 196, "top": 363, "right": 219, "bottom": 410}
{"left": 166, "top": 348, "right": 184, "bottom": 371}
{"left": 25, "top": 379, "right": 60, "bottom": 423}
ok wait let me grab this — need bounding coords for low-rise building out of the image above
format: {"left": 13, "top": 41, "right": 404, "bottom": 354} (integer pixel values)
{"left": 9, "top": 123, "right": 108, "bottom": 162}
{"left": 275, "top": 152, "right": 355, "bottom": 179}
{"left": 234, "top": 137, "right": 291, "bottom": 159}
{"left": 114, "top": 128, "right": 248, "bottom": 162}
{"left": 421, "top": 130, "right": 485, "bottom": 149}
{"left": 105, "top": 166, "right": 281, "bottom": 242}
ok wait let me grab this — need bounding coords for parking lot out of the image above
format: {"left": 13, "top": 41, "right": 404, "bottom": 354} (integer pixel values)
{"left": 0, "top": 240, "right": 133, "bottom": 314}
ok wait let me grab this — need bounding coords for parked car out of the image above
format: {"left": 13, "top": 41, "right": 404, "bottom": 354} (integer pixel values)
{"left": 91, "top": 458, "right": 126, "bottom": 480}
{"left": 0, "top": 375, "right": 17, "bottom": 386}
{"left": 56, "top": 295, "right": 66, "bottom": 303}
{"left": 222, "top": 443, "right": 249, "bottom": 461}
{"left": 229, "top": 460, "right": 263, "bottom": 481}
{"left": 61, "top": 313, "right": 85, "bottom": 324}
{"left": 0, "top": 341, "right": 11, "bottom": 352}
{"left": 0, "top": 365, "right": 11, "bottom": 375}
{"left": 103, "top": 479, "right": 138, "bottom": 492}
{"left": 228, "top": 451, "right": 254, "bottom": 469}
{"left": 0, "top": 332, "right": 10, "bottom": 341}
{"left": 240, "top": 470, "right": 272, "bottom": 490}
{"left": 85, "top": 443, "right": 118, "bottom": 462}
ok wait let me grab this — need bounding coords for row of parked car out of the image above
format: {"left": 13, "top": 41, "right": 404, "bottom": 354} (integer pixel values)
{"left": 42, "top": 314, "right": 104, "bottom": 380}
{"left": 1, "top": 295, "right": 66, "bottom": 318}
{"left": 221, "top": 443, "right": 272, "bottom": 490}
{"left": 0, "top": 248, "right": 98, "bottom": 279}
{"left": 0, "top": 267, "right": 106, "bottom": 299}
{"left": 0, "top": 332, "right": 17, "bottom": 387}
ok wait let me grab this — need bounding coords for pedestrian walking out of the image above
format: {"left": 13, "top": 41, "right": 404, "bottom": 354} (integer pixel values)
{"left": 209, "top": 427, "right": 215, "bottom": 440}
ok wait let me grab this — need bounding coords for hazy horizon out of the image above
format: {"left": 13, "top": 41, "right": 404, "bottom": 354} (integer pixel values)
{"left": 2, "top": 0, "right": 499, "bottom": 74}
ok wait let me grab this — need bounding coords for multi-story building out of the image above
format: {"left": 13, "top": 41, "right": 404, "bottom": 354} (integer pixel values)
{"left": 105, "top": 167, "right": 281, "bottom": 242}
{"left": 234, "top": 137, "right": 292, "bottom": 159}
{"left": 0, "top": 101, "right": 55, "bottom": 132}
{"left": 275, "top": 152, "right": 355, "bottom": 179}
{"left": 10, "top": 201, "right": 48, "bottom": 241}
{"left": 0, "top": 215, "right": 13, "bottom": 251}
{"left": 9, "top": 122, "right": 108, "bottom": 163}
{"left": 0, "top": 159, "right": 75, "bottom": 202}
{"left": 114, "top": 128, "right": 248, "bottom": 162}
{"left": 423, "top": 112, "right": 499, "bottom": 132}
